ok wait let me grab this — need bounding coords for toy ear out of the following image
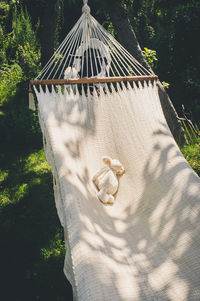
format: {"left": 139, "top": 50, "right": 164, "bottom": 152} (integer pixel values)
{"left": 102, "top": 156, "right": 111, "bottom": 165}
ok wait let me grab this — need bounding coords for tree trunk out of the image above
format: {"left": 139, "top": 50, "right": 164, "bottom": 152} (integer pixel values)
{"left": 39, "top": 0, "right": 59, "bottom": 67}
{"left": 23, "top": 0, "right": 59, "bottom": 68}
{"left": 102, "top": 0, "right": 187, "bottom": 145}
{"left": 157, "top": 82, "right": 187, "bottom": 145}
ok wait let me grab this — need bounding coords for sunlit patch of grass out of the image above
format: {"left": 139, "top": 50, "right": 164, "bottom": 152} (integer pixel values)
{"left": 24, "top": 149, "right": 51, "bottom": 175}
{"left": 15, "top": 183, "right": 28, "bottom": 200}
{"left": 0, "top": 188, "right": 11, "bottom": 208}
{"left": 0, "top": 149, "right": 51, "bottom": 208}
{"left": 41, "top": 230, "right": 66, "bottom": 260}
{"left": 0, "top": 144, "right": 73, "bottom": 300}
{"left": 0, "top": 169, "right": 8, "bottom": 183}
{"left": 0, "top": 183, "right": 29, "bottom": 210}
{"left": 181, "top": 138, "right": 200, "bottom": 176}
{"left": 182, "top": 120, "right": 200, "bottom": 144}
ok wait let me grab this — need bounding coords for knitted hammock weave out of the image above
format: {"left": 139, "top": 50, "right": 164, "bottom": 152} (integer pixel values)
{"left": 31, "top": 1, "right": 200, "bottom": 300}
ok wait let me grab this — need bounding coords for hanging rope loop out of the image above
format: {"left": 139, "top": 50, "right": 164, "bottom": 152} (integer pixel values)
{"left": 82, "top": 0, "right": 90, "bottom": 14}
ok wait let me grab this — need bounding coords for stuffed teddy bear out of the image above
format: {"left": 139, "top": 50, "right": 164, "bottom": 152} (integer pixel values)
{"left": 64, "top": 66, "right": 78, "bottom": 79}
{"left": 64, "top": 66, "right": 78, "bottom": 93}
{"left": 92, "top": 156, "right": 125, "bottom": 205}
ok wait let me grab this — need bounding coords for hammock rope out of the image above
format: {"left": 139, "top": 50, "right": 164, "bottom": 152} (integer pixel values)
{"left": 32, "top": 0, "right": 156, "bottom": 89}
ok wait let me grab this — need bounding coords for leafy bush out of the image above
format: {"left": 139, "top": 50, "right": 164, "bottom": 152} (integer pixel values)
{"left": 12, "top": 5, "right": 40, "bottom": 78}
{"left": 142, "top": 47, "right": 170, "bottom": 89}
{"left": 0, "top": 3, "right": 41, "bottom": 149}
{"left": 181, "top": 138, "right": 200, "bottom": 176}
{"left": 0, "top": 63, "right": 23, "bottom": 105}
{"left": 142, "top": 47, "right": 157, "bottom": 69}
{"left": 0, "top": 148, "right": 72, "bottom": 300}
{"left": 0, "top": 4, "right": 40, "bottom": 98}
{"left": 0, "top": 25, "right": 12, "bottom": 65}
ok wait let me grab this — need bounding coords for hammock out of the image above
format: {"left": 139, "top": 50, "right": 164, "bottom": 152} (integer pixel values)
{"left": 30, "top": 1, "right": 200, "bottom": 300}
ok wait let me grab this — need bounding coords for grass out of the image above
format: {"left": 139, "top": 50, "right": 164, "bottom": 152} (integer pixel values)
{"left": 0, "top": 126, "right": 199, "bottom": 301}
{"left": 181, "top": 138, "right": 200, "bottom": 177}
{"left": 180, "top": 121, "right": 200, "bottom": 177}
{"left": 0, "top": 142, "right": 73, "bottom": 301}
{"left": 181, "top": 120, "right": 200, "bottom": 145}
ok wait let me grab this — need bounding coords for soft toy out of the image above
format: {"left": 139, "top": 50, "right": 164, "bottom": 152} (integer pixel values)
{"left": 92, "top": 156, "right": 125, "bottom": 205}
{"left": 64, "top": 66, "right": 78, "bottom": 79}
{"left": 64, "top": 66, "right": 78, "bottom": 93}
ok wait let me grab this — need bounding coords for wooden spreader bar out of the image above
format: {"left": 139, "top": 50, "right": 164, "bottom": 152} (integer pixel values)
{"left": 30, "top": 75, "right": 158, "bottom": 86}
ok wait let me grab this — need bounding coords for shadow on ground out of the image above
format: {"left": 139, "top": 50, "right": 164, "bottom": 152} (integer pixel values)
{"left": 0, "top": 141, "right": 73, "bottom": 301}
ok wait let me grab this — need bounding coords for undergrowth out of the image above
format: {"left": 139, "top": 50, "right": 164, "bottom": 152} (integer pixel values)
{"left": 0, "top": 4, "right": 199, "bottom": 301}
{"left": 181, "top": 138, "right": 200, "bottom": 177}
{"left": 0, "top": 4, "right": 73, "bottom": 300}
{"left": 0, "top": 146, "right": 73, "bottom": 300}
{"left": 0, "top": 135, "right": 199, "bottom": 300}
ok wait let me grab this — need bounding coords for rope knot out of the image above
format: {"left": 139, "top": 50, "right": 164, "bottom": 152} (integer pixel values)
{"left": 82, "top": 0, "right": 90, "bottom": 14}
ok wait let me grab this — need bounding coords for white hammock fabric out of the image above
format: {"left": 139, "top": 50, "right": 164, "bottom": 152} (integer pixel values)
{"left": 35, "top": 81, "right": 200, "bottom": 300}
{"left": 32, "top": 1, "right": 200, "bottom": 300}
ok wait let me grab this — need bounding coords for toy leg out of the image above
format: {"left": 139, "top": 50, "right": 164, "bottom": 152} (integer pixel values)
{"left": 106, "top": 194, "right": 114, "bottom": 205}
{"left": 97, "top": 189, "right": 114, "bottom": 205}
{"left": 92, "top": 167, "right": 107, "bottom": 181}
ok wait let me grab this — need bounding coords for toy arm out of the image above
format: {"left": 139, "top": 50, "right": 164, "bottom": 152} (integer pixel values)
{"left": 92, "top": 166, "right": 108, "bottom": 181}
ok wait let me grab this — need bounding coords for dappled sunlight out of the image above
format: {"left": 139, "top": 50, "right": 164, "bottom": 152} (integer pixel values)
{"left": 0, "top": 149, "right": 50, "bottom": 209}
{"left": 148, "top": 259, "right": 189, "bottom": 300}
{"left": 25, "top": 150, "right": 51, "bottom": 174}
{"left": 36, "top": 82, "right": 200, "bottom": 300}
{"left": 0, "top": 146, "right": 73, "bottom": 300}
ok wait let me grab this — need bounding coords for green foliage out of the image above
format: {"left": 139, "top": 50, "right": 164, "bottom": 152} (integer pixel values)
{"left": 41, "top": 231, "right": 66, "bottom": 260}
{"left": 0, "top": 6, "right": 70, "bottom": 297}
{"left": 0, "top": 2, "right": 199, "bottom": 299}
{"left": 101, "top": 20, "right": 115, "bottom": 36}
{"left": 182, "top": 120, "right": 200, "bottom": 145}
{"left": 129, "top": 0, "right": 156, "bottom": 45}
{"left": 142, "top": 47, "right": 170, "bottom": 88}
{"left": 162, "top": 81, "right": 170, "bottom": 89}
{"left": 12, "top": 5, "right": 41, "bottom": 78}
{"left": 0, "top": 1, "right": 10, "bottom": 19}
{"left": 0, "top": 25, "right": 12, "bottom": 65}
{"left": 0, "top": 3, "right": 40, "bottom": 89}
{"left": 181, "top": 138, "right": 200, "bottom": 177}
{"left": 0, "top": 3, "right": 41, "bottom": 149}
{"left": 0, "top": 63, "right": 23, "bottom": 104}
{"left": 142, "top": 47, "right": 157, "bottom": 69}
{"left": 127, "top": 0, "right": 200, "bottom": 120}
{"left": 0, "top": 148, "right": 50, "bottom": 210}
{"left": 0, "top": 147, "right": 72, "bottom": 300}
